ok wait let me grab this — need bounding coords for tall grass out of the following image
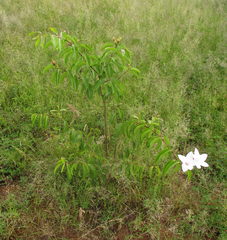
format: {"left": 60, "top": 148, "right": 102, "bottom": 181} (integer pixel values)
{"left": 0, "top": 0, "right": 227, "bottom": 238}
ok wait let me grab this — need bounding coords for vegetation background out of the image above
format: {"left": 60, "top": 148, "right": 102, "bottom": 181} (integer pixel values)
{"left": 0, "top": 0, "right": 227, "bottom": 239}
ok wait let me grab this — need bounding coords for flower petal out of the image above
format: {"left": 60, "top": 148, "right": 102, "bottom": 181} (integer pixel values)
{"left": 182, "top": 164, "right": 188, "bottom": 172}
{"left": 194, "top": 148, "right": 200, "bottom": 156}
{"left": 199, "top": 154, "right": 208, "bottom": 162}
{"left": 187, "top": 164, "right": 194, "bottom": 170}
{"left": 195, "top": 164, "right": 201, "bottom": 169}
{"left": 178, "top": 155, "right": 187, "bottom": 163}
{"left": 186, "top": 151, "right": 194, "bottom": 160}
{"left": 200, "top": 162, "right": 209, "bottom": 167}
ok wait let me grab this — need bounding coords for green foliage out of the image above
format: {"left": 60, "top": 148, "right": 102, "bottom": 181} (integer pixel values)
{"left": 30, "top": 29, "right": 182, "bottom": 183}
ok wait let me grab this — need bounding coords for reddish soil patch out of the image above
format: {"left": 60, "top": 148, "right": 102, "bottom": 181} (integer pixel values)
{"left": 0, "top": 182, "right": 20, "bottom": 200}
{"left": 116, "top": 225, "right": 150, "bottom": 240}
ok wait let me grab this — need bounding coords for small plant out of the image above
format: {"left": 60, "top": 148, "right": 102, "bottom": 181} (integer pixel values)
{"left": 30, "top": 28, "right": 209, "bottom": 184}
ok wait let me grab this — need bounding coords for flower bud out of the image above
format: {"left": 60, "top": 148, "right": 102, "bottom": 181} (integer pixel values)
{"left": 51, "top": 58, "right": 56, "bottom": 66}
{"left": 79, "top": 208, "right": 85, "bottom": 219}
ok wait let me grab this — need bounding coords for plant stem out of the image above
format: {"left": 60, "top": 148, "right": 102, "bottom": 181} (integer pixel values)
{"left": 100, "top": 87, "right": 108, "bottom": 158}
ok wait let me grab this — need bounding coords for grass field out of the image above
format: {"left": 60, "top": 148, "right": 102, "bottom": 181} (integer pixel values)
{"left": 1, "top": 0, "right": 227, "bottom": 239}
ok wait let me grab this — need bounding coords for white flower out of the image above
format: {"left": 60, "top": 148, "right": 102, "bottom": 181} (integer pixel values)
{"left": 178, "top": 151, "right": 195, "bottom": 172}
{"left": 193, "top": 148, "right": 209, "bottom": 169}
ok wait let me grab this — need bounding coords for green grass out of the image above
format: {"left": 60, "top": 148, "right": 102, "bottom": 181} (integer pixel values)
{"left": 1, "top": 0, "right": 227, "bottom": 239}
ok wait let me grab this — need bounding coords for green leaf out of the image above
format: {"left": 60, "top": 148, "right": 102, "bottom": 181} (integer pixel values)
{"left": 129, "top": 70, "right": 139, "bottom": 78}
{"left": 154, "top": 128, "right": 160, "bottom": 135}
{"left": 127, "top": 120, "right": 138, "bottom": 137}
{"left": 101, "top": 42, "right": 115, "bottom": 51}
{"left": 134, "top": 164, "right": 140, "bottom": 175}
{"left": 61, "top": 31, "right": 67, "bottom": 39}
{"left": 60, "top": 71, "right": 67, "bottom": 85}
{"left": 31, "top": 113, "right": 37, "bottom": 126}
{"left": 130, "top": 68, "right": 140, "bottom": 73}
{"left": 110, "top": 81, "right": 117, "bottom": 93}
{"left": 125, "top": 56, "right": 131, "bottom": 64}
{"left": 105, "top": 47, "right": 116, "bottom": 51}
{"left": 68, "top": 36, "right": 78, "bottom": 44}
{"left": 35, "top": 38, "right": 40, "bottom": 48}
{"left": 172, "top": 163, "right": 181, "bottom": 173}
{"left": 29, "top": 31, "right": 39, "bottom": 36}
{"left": 162, "top": 160, "right": 179, "bottom": 177}
{"left": 148, "top": 166, "right": 154, "bottom": 179}
{"left": 51, "top": 35, "right": 59, "bottom": 49}
{"left": 153, "top": 138, "right": 162, "bottom": 150}
{"left": 54, "top": 158, "right": 65, "bottom": 174}
{"left": 139, "top": 165, "right": 146, "bottom": 181}
{"left": 93, "top": 78, "right": 106, "bottom": 90}
{"left": 59, "top": 47, "right": 72, "bottom": 59}
{"left": 148, "top": 136, "right": 162, "bottom": 150}
{"left": 43, "top": 40, "right": 52, "bottom": 50}
{"left": 187, "top": 170, "right": 192, "bottom": 181}
{"left": 121, "top": 121, "right": 129, "bottom": 135}
{"left": 125, "top": 49, "right": 131, "bottom": 58}
{"left": 82, "top": 75, "right": 89, "bottom": 89}
{"left": 71, "top": 162, "right": 79, "bottom": 175}
{"left": 79, "top": 44, "right": 92, "bottom": 52}
{"left": 112, "top": 60, "right": 124, "bottom": 72}
{"left": 56, "top": 69, "right": 60, "bottom": 85}
{"left": 116, "top": 45, "right": 126, "bottom": 50}
{"left": 72, "top": 75, "right": 80, "bottom": 91}
{"left": 116, "top": 51, "right": 125, "bottom": 65}
{"left": 129, "top": 68, "right": 140, "bottom": 78}
{"left": 59, "top": 38, "right": 63, "bottom": 52}
{"left": 40, "top": 36, "right": 45, "bottom": 48}
{"left": 89, "top": 55, "right": 100, "bottom": 62}
{"left": 134, "top": 123, "right": 145, "bottom": 136}
{"left": 164, "top": 135, "right": 171, "bottom": 147}
{"left": 155, "top": 166, "right": 161, "bottom": 176}
{"left": 49, "top": 27, "right": 58, "bottom": 34}
{"left": 155, "top": 149, "right": 171, "bottom": 164}
{"left": 106, "top": 63, "right": 114, "bottom": 78}
{"left": 65, "top": 51, "right": 73, "bottom": 65}
{"left": 81, "top": 164, "right": 88, "bottom": 180}
{"left": 141, "top": 128, "right": 153, "bottom": 141}
{"left": 72, "top": 45, "right": 79, "bottom": 61}
{"left": 75, "top": 61, "right": 86, "bottom": 74}
{"left": 43, "top": 116, "right": 49, "bottom": 130}
{"left": 93, "top": 64, "right": 102, "bottom": 75}
{"left": 112, "top": 78, "right": 124, "bottom": 95}
{"left": 66, "top": 164, "right": 72, "bottom": 180}
{"left": 61, "top": 163, "right": 65, "bottom": 173}
{"left": 37, "top": 114, "right": 42, "bottom": 127}
{"left": 86, "top": 84, "right": 93, "bottom": 99}
{"left": 85, "top": 54, "right": 91, "bottom": 67}
{"left": 43, "top": 64, "right": 55, "bottom": 74}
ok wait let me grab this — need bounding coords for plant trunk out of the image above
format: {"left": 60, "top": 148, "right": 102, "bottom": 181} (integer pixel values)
{"left": 100, "top": 87, "right": 108, "bottom": 158}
